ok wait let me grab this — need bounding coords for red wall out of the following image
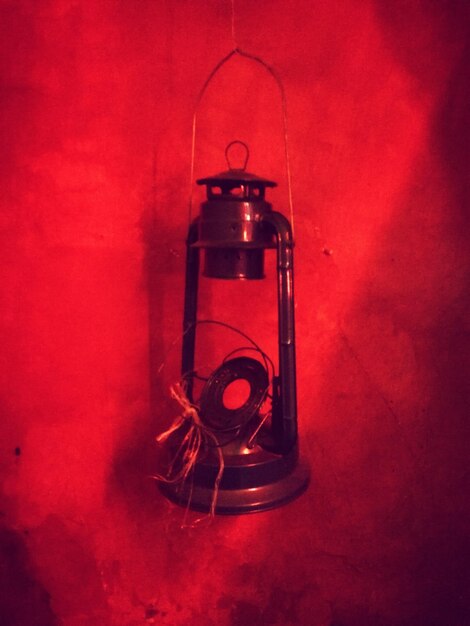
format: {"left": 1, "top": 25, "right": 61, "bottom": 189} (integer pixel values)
{"left": 1, "top": 1, "right": 469, "bottom": 625}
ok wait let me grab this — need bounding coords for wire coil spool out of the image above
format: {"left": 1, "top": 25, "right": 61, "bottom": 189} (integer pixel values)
{"left": 199, "top": 356, "right": 268, "bottom": 432}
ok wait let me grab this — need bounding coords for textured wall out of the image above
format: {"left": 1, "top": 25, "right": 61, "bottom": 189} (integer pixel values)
{"left": 1, "top": 1, "right": 469, "bottom": 625}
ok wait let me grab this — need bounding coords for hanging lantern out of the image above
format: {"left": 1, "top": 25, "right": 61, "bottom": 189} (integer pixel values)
{"left": 158, "top": 141, "right": 309, "bottom": 514}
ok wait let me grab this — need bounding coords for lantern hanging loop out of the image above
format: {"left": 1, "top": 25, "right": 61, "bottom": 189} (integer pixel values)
{"left": 225, "top": 140, "right": 249, "bottom": 171}
{"left": 188, "top": 47, "right": 295, "bottom": 239}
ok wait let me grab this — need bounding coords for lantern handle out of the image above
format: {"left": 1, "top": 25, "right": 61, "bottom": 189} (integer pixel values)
{"left": 225, "top": 140, "right": 249, "bottom": 171}
{"left": 189, "top": 47, "right": 295, "bottom": 239}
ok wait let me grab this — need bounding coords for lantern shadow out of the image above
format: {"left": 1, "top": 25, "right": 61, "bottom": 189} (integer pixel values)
{"left": 107, "top": 199, "right": 185, "bottom": 509}
{"left": 300, "top": 7, "right": 470, "bottom": 623}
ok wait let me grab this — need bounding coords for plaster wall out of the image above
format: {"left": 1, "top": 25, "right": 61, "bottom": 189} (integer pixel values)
{"left": 1, "top": 1, "right": 469, "bottom": 625}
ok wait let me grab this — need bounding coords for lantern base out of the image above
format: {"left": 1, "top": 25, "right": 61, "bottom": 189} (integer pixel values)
{"left": 158, "top": 446, "right": 310, "bottom": 515}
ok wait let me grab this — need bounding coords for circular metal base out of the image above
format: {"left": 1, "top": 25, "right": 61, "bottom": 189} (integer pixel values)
{"left": 159, "top": 455, "right": 310, "bottom": 515}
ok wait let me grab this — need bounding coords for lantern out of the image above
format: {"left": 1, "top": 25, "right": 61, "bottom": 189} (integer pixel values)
{"left": 159, "top": 142, "right": 309, "bottom": 514}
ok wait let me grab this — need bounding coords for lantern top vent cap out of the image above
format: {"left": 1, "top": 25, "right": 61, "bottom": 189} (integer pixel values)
{"left": 196, "top": 169, "right": 277, "bottom": 188}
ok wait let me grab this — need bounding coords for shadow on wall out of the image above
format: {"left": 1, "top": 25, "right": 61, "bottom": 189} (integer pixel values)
{"left": 410, "top": 28, "right": 470, "bottom": 626}
{"left": 320, "top": 4, "right": 470, "bottom": 624}
{"left": 0, "top": 526, "right": 57, "bottom": 626}
{"left": 106, "top": 191, "right": 185, "bottom": 509}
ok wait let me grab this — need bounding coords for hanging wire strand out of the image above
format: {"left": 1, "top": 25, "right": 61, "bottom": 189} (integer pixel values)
{"left": 153, "top": 319, "right": 273, "bottom": 524}
{"left": 154, "top": 382, "right": 224, "bottom": 527}
{"left": 188, "top": 48, "right": 295, "bottom": 238}
{"left": 157, "top": 318, "right": 272, "bottom": 382}
{"left": 230, "top": 0, "right": 237, "bottom": 48}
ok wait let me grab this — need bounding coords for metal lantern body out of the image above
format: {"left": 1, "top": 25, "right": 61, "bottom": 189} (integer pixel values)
{"left": 195, "top": 169, "right": 276, "bottom": 279}
{"left": 160, "top": 154, "right": 309, "bottom": 514}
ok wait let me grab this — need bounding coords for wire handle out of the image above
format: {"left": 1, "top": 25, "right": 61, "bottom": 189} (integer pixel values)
{"left": 188, "top": 47, "right": 295, "bottom": 239}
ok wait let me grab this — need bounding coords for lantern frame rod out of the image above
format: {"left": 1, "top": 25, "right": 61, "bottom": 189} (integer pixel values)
{"left": 262, "top": 211, "right": 298, "bottom": 452}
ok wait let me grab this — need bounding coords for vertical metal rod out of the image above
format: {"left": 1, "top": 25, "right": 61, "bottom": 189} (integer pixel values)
{"left": 181, "top": 219, "right": 200, "bottom": 401}
{"left": 262, "top": 212, "right": 298, "bottom": 453}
